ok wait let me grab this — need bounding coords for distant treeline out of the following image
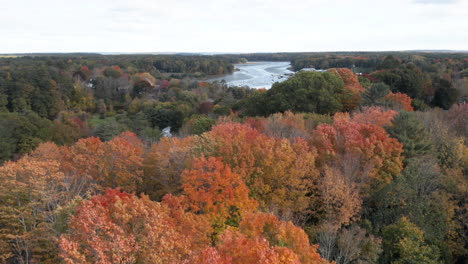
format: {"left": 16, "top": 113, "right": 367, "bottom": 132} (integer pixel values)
{"left": 0, "top": 54, "right": 238, "bottom": 76}
{"left": 221, "top": 51, "right": 468, "bottom": 71}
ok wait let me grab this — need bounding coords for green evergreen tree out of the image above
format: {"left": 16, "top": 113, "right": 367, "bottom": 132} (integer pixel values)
{"left": 432, "top": 78, "right": 460, "bottom": 110}
{"left": 382, "top": 217, "right": 441, "bottom": 264}
{"left": 363, "top": 82, "right": 390, "bottom": 106}
{"left": 369, "top": 156, "right": 454, "bottom": 262}
{"left": 385, "top": 111, "right": 433, "bottom": 159}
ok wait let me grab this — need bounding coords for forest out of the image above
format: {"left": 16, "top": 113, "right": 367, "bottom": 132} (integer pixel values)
{"left": 0, "top": 52, "right": 466, "bottom": 264}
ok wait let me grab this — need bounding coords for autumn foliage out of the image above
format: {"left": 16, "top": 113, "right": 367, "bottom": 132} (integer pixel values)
{"left": 133, "top": 72, "right": 156, "bottom": 87}
{"left": 141, "top": 136, "right": 196, "bottom": 200}
{"left": 197, "top": 122, "right": 319, "bottom": 222}
{"left": 1, "top": 52, "right": 466, "bottom": 264}
{"left": 0, "top": 155, "right": 66, "bottom": 263}
{"left": 328, "top": 68, "right": 364, "bottom": 94}
{"left": 385, "top": 92, "right": 414, "bottom": 111}
{"left": 58, "top": 188, "right": 331, "bottom": 264}
{"left": 328, "top": 68, "right": 365, "bottom": 111}
{"left": 181, "top": 156, "right": 257, "bottom": 222}
{"left": 2, "top": 82, "right": 457, "bottom": 263}
{"left": 246, "top": 111, "right": 309, "bottom": 139}
{"left": 196, "top": 230, "right": 301, "bottom": 264}
{"left": 318, "top": 166, "right": 362, "bottom": 229}
{"left": 238, "top": 213, "right": 327, "bottom": 264}
{"left": 351, "top": 106, "right": 397, "bottom": 127}
{"left": 61, "top": 131, "right": 144, "bottom": 193}
{"left": 190, "top": 212, "right": 330, "bottom": 264}
{"left": 311, "top": 114, "right": 404, "bottom": 190}
{"left": 60, "top": 189, "right": 212, "bottom": 264}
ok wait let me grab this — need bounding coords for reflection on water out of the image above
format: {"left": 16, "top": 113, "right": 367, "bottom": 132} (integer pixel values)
{"left": 208, "top": 61, "right": 293, "bottom": 89}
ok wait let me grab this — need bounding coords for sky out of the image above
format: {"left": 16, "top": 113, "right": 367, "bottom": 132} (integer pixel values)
{"left": 0, "top": 0, "right": 467, "bottom": 53}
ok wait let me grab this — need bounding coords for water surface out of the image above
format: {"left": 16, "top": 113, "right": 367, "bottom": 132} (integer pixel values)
{"left": 208, "top": 61, "right": 293, "bottom": 89}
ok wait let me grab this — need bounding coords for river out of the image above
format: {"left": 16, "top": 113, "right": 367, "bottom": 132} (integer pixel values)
{"left": 208, "top": 61, "right": 294, "bottom": 89}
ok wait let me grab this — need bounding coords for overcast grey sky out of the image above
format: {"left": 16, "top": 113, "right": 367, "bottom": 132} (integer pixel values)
{"left": 0, "top": 0, "right": 467, "bottom": 53}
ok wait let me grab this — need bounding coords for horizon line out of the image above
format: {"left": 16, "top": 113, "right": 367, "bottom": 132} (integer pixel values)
{"left": 2, "top": 49, "right": 468, "bottom": 56}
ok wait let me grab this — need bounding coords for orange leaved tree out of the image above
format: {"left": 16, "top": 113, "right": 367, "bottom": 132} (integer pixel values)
{"left": 311, "top": 115, "right": 404, "bottom": 192}
{"left": 60, "top": 189, "right": 212, "bottom": 264}
{"left": 196, "top": 122, "right": 319, "bottom": 223}
{"left": 385, "top": 92, "right": 414, "bottom": 111}
{"left": 189, "top": 212, "right": 331, "bottom": 264}
{"left": 61, "top": 132, "right": 144, "bottom": 193}
{"left": 181, "top": 156, "right": 257, "bottom": 226}
{"left": 328, "top": 68, "right": 365, "bottom": 111}
{"left": 351, "top": 106, "right": 397, "bottom": 127}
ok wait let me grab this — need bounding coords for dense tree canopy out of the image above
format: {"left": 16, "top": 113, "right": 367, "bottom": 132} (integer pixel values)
{"left": 0, "top": 52, "right": 466, "bottom": 263}
{"left": 242, "top": 71, "right": 346, "bottom": 116}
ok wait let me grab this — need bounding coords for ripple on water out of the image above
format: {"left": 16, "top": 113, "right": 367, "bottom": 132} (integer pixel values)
{"left": 208, "top": 61, "right": 293, "bottom": 89}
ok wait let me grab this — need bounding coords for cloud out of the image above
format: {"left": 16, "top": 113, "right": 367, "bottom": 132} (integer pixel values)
{"left": 414, "top": 0, "right": 459, "bottom": 4}
{"left": 0, "top": 0, "right": 467, "bottom": 53}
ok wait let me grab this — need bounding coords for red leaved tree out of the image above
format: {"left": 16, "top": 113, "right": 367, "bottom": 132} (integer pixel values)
{"left": 385, "top": 92, "right": 414, "bottom": 111}
{"left": 351, "top": 106, "right": 397, "bottom": 127}
{"left": 61, "top": 132, "right": 144, "bottom": 193}
{"left": 311, "top": 115, "right": 404, "bottom": 192}
{"left": 60, "top": 189, "right": 212, "bottom": 264}
{"left": 328, "top": 68, "right": 365, "bottom": 111}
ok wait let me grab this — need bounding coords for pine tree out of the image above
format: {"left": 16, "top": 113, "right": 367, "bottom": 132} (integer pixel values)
{"left": 385, "top": 111, "right": 433, "bottom": 159}
{"left": 363, "top": 82, "right": 390, "bottom": 106}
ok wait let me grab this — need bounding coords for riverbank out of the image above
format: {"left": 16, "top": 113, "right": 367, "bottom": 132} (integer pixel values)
{"left": 207, "top": 61, "right": 293, "bottom": 89}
